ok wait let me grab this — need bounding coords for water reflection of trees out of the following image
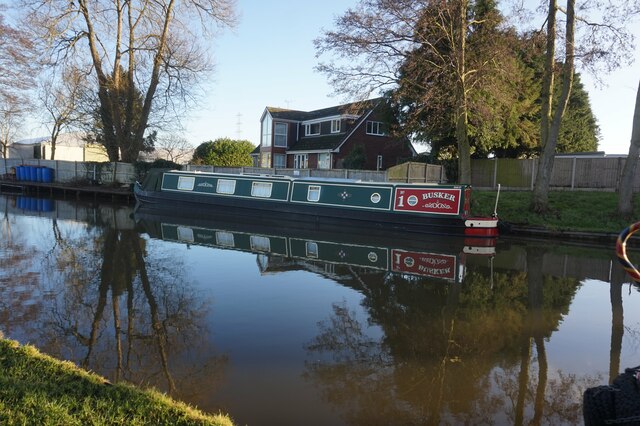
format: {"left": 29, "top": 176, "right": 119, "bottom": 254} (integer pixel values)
{"left": 3, "top": 205, "right": 228, "bottom": 403}
{"left": 304, "top": 246, "right": 605, "bottom": 425}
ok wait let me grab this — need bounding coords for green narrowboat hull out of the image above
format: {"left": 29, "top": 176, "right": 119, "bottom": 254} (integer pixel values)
{"left": 134, "top": 169, "right": 499, "bottom": 237}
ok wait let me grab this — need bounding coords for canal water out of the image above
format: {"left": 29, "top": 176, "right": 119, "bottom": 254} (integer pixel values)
{"left": 1, "top": 193, "right": 640, "bottom": 425}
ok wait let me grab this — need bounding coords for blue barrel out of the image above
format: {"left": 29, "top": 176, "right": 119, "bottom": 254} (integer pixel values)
{"left": 42, "top": 167, "right": 54, "bottom": 183}
{"left": 29, "top": 197, "right": 38, "bottom": 210}
{"left": 36, "top": 167, "right": 43, "bottom": 182}
{"left": 16, "top": 166, "right": 24, "bottom": 181}
{"left": 17, "top": 196, "right": 25, "bottom": 209}
{"left": 41, "top": 199, "right": 54, "bottom": 212}
{"left": 28, "top": 166, "right": 37, "bottom": 181}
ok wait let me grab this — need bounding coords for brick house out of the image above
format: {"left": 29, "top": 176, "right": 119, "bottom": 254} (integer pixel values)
{"left": 252, "top": 98, "right": 416, "bottom": 170}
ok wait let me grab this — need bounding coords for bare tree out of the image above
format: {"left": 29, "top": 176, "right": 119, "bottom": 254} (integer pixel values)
{"left": 530, "top": 0, "right": 639, "bottom": 212}
{"left": 617, "top": 81, "right": 640, "bottom": 218}
{"left": 0, "top": 8, "right": 36, "bottom": 108}
{"left": 39, "top": 66, "right": 88, "bottom": 160}
{"left": 23, "top": 0, "right": 236, "bottom": 163}
{"left": 0, "top": 98, "right": 28, "bottom": 159}
{"left": 154, "top": 133, "right": 194, "bottom": 164}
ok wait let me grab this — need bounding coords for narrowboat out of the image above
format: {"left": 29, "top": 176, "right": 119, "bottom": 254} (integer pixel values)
{"left": 134, "top": 169, "right": 499, "bottom": 238}
{"left": 135, "top": 210, "right": 496, "bottom": 282}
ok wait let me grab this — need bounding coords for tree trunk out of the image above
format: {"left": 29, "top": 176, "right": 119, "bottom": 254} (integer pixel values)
{"left": 617, "top": 80, "right": 640, "bottom": 217}
{"left": 531, "top": 0, "right": 575, "bottom": 213}
{"left": 455, "top": 0, "right": 471, "bottom": 184}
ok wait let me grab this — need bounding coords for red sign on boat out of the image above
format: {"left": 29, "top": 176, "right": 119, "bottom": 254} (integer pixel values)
{"left": 393, "top": 187, "right": 461, "bottom": 215}
{"left": 391, "top": 250, "right": 457, "bottom": 280}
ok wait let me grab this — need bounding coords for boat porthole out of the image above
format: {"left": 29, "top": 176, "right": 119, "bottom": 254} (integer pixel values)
{"left": 368, "top": 252, "right": 378, "bottom": 262}
{"left": 370, "top": 193, "right": 381, "bottom": 203}
{"left": 407, "top": 195, "right": 418, "bottom": 206}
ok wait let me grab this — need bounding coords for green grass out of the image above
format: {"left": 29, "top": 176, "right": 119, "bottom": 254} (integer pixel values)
{"left": 471, "top": 189, "right": 640, "bottom": 233}
{"left": 0, "top": 338, "right": 233, "bottom": 426}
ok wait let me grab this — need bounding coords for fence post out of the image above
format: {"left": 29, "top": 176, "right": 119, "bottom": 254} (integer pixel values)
{"left": 571, "top": 157, "right": 576, "bottom": 189}
{"left": 530, "top": 159, "right": 536, "bottom": 190}
{"left": 493, "top": 158, "right": 498, "bottom": 188}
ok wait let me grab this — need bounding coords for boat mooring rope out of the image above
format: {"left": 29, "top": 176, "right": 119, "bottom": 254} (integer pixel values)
{"left": 616, "top": 222, "right": 640, "bottom": 283}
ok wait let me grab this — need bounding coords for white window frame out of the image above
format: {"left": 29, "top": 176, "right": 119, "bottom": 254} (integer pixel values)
{"left": 216, "top": 179, "right": 236, "bottom": 194}
{"left": 216, "top": 231, "right": 235, "bottom": 247}
{"left": 294, "top": 154, "right": 308, "bottom": 169}
{"left": 251, "top": 181, "right": 273, "bottom": 198}
{"left": 331, "top": 119, "right": 341, "bottom": 133}
{"left": 306, "top": 241, "right": 318, "bottom": 258}
{"left": 274, "top": 122, "right": 288, "bottom": 147}
{"left": 366, "top": 121, "right": 386, "bottom": 136}
{"left": 177, "top": 176, "right": 195, "bottom": 191}
{"left": 307, "top": 185, "right": 321, "bottom": 202}
{"left": 305, "top": 123, "right": 321, "bottom": 136}
{"left": 250, "top": 235, "right": 271, "bottom": 252}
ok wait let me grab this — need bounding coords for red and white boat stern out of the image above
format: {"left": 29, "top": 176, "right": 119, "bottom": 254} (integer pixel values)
{"left": 464, "top": 217, "right": 499, "bottom": 237}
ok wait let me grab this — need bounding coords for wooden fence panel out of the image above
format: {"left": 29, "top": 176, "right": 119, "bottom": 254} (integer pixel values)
{"left": 496, "top": 158, "right": 534, "bottom": 188}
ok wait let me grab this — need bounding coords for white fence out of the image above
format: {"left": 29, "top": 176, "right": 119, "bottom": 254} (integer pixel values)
{"left": 1, "top": 158, "right": 136, "bottom": 185}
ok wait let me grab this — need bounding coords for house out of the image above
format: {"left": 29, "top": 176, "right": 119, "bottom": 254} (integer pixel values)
{"left": 252, "top": 98, "right": 416, "bottom": 170}
{"left": 8, "top": 132, "right": 109, "bottom": 162}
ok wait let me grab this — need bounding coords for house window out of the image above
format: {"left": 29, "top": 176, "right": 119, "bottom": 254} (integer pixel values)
{"left": 331, "top": 119, "right": 341, "bottom": 133}
{"left": 366, "top": 121, "right": 386, "bottom": 136}
{"left": 305, "top": 123, "right": 320, "bottom": 136}
{"left": 307, "top": 185, "right": 321, "bottom": 202}
{"left": 261, "top": 115, "right": 272, "bottom": 146}
{"left": 177, "top": 176, "right": 195, "bottom": 191}
{"left": 294, "top": 154, "right": 308, "bottom": 169}
{"left": 318, "top": 153, "right": 331, "bottom": 169}
{"left": 274, "top": 122, "right": 287, "bottom": 147}
{"left": 274, "top": 154, "right": 286, "bottom": 168}
{"left": 377, "top": 155, "right": 383, "bottom": 170}
{"left": 251, "top": 181, "right": 273, "bottom": 198}
{"left": 216, "top": 179, "right": 236, "bottom": 194}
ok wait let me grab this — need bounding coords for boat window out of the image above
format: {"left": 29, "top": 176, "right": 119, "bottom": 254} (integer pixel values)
{"left": 306, "top": 241, "right": 318, "bottom": 258}
{"left": 307, "top": 185, "right": 321, "bottom": 202}
{"left": 177, "top": 226, "right": 194, "bottom": 243}
{"left": 251, "top": 181, "right": 273, "bottom": 198}
{"left": 216, "top": 179, "right": 236, "bottom": 194}
{"left": 216, "top": 231, "right": 235, "bottom": 247}
{"left": 177, "top": 176, "right": 195, "bottom": 191}
{"left": 250, "top": 235, "right": 271, "bottom": 252}
{"left": 370, "top": 193, "right": 381, "bottom": 203}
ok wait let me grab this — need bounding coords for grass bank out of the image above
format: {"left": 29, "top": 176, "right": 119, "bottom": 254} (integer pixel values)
{"left": 471, "top": 190, "right": 640, "bottom": 234}
{"left": 0, "top": 337, "right": 233, "bottom": 426}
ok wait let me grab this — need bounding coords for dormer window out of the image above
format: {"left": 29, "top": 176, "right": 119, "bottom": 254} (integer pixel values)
{"left": 331, "top": 119, "right": 341, "bottom": 133}
{"left": 305, "top": 123, "right": 320, "bottom": 136}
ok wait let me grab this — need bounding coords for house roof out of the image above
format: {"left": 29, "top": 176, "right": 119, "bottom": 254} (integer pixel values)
{"left": 13, "top": 132, "right": 90, "bottom": 148}
{"left": 265, "top": 98, "right": 382, "bottom": 123}
{"left": 287, "top": 134, "right": 347, "bottom": 152}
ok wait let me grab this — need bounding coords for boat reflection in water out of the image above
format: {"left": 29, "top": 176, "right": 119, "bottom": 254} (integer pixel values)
{"left": 135, "top": 208, "right": 496, "bottom": 284}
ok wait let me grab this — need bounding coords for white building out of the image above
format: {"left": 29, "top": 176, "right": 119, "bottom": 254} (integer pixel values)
{"left": 8, "top": 132, "right": 109, "bottom": 162}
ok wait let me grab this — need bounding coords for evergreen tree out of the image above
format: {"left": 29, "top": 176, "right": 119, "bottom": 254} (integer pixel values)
{"left": 192, "top": 138, "right": 254, "bottom": 166}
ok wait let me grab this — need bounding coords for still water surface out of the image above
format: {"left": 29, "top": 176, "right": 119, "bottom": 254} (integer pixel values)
{"left": 2, "top": 193, "right": 640, "bottom": 425}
